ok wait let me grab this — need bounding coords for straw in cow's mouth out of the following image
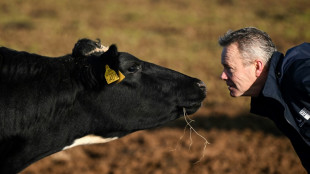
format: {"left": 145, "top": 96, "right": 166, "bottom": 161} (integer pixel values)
{"left": 171, "top": 108, "right": 210, "bottom": 163}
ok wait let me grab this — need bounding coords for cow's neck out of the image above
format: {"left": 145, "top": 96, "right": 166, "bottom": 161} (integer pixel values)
{"left": 1, "top": 133, "right": 118, "bottom": 173}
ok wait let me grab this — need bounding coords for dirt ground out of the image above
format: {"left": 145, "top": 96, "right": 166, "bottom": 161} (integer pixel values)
{"left": 21, "top": 109, "right": 307, "bottom": 174}
{"left": 1, "top": 1, "right": 309, "bottom": 174}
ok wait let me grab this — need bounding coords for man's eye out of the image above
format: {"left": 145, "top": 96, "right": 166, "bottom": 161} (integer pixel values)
{"left": 224, "top": 66, "right": 234, "bottom": 74}
{"left": 224, "top": 66, "right": 232, "bottom": 71}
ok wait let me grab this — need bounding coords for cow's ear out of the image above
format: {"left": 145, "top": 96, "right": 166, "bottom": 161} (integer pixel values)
{"left": 104, "top": 44, "right": 118, "bottom": 58}
{"left": 101, "top": 45, "right": 125, "bottom": 84}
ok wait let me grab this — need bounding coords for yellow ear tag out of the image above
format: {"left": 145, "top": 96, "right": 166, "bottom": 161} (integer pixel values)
{"left": 105, "top": 65, "right": 120, "bottom": 84}
{"left": 116, "top": 71, "right": 125, "bottom": 83}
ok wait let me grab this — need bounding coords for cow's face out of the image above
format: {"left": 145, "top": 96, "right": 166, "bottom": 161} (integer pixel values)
{"left": 80, "top": 45, "right": 206, "bottom": 137}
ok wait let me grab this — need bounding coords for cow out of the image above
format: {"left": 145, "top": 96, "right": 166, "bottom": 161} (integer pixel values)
{"left": 0, "top": 38, "right": 206, "bottom": 173}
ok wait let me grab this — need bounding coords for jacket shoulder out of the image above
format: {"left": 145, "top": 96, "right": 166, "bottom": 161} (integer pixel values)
{"left": 280, "top": 43, "right": 310, "bottom": 82}
{"left": 283, "top": 43, "right": 310, "bottom": 69}
{"left": 283, "top": 58, "right": 310, "bottom": 95}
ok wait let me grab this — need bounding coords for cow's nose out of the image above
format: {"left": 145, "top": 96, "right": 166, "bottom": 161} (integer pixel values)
{"left": 197, "top": 81, "right": 207, "bottom": 92}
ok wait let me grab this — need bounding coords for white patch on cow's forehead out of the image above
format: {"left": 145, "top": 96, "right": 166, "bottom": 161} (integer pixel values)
{"left": 85, "top": 45, "right": 109, "bottom": 56}
{"left": 63, "top": 134, "right": 118, "bottom": 150}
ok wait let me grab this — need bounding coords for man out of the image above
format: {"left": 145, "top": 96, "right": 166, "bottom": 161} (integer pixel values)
{"left": 219, "top": 27, "right": 310, "bottom": 173}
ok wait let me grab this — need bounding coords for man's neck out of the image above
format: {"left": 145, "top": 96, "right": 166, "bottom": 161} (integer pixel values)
{"left": 244, "top": 69, "right": 269, "bottom": 97}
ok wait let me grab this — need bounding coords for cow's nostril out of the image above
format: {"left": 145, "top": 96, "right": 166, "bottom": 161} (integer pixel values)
{"left": 197, "top": 81, "right": 206, "bottom": 89}
{"left": 197, "top": 81, "right": 207, "bottom": 94}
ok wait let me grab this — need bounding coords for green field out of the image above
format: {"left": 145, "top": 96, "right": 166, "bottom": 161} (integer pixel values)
{"left": 1, "top": 0, "right": 309, "bottom": 115}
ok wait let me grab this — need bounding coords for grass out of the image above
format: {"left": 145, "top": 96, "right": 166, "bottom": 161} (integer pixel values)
{"left": 1, "top": 0, "right": 310, "bottom": 115}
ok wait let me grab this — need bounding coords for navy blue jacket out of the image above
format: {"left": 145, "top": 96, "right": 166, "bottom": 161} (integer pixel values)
{"left": 251, "top": 43, "right": 310, "bottom": 172}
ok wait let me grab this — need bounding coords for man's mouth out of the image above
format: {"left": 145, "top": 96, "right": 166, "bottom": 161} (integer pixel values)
{"left": 226, "top": 83, "right": 234, "bottom": 89}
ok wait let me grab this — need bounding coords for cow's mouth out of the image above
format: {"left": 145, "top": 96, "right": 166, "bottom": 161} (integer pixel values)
{"left": 175, "top": 100, "right": 203, "bottom": 121}
{"left": 180, "top": 102, "right": 202, "bottom": 115}
{"left": 176, "top": 83, "right": 206, "bottom": 118}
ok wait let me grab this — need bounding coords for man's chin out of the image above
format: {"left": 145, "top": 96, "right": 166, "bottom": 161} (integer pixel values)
{"left": 230, "top": 93, "right": 239, "bottom": 97}
{"left": 229, "top": 90, "right": 241, "bottom": 97}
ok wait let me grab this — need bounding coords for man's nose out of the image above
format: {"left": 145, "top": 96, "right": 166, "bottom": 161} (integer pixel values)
{"left": 220, "top": 71, "right": 228, "bottom": 80}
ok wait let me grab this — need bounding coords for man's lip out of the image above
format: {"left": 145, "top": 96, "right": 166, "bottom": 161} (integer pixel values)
{"left": 226, "top": 83, "right": 235, "bottom": 91}
{"left": 226, "top": 83, "right": 234, "bottom": 87}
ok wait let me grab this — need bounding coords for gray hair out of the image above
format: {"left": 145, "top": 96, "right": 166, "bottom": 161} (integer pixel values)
{"left": 218, "top": 27, "right": 276, "bottom": 66}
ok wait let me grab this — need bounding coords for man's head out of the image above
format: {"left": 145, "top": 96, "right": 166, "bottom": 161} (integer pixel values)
{"left": 219, "top": 27, "right": 276, "bottom": 97}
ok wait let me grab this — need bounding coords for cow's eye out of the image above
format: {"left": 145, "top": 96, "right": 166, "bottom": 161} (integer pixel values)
{"left": 127, "top": 64, "right": 141, "bottom": 73}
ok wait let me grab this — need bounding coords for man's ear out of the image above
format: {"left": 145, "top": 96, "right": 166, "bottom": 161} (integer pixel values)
{"left": 254, "top": 59, "right": 265, "bottom": 77}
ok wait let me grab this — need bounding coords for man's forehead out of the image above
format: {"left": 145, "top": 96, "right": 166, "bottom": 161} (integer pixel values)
{"left": 221, "top": 47, "right": 232, "bottom": 65}
{"left": 221, "top": 44, "right": 241, "bottom": 64}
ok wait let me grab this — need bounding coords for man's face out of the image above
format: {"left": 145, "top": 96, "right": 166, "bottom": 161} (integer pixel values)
{"left": 220, "top": 43, "right": 257, "bottom": 97}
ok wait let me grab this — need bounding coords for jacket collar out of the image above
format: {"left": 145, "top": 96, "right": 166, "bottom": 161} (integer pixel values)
{"left": 250, "top": 51, "right": 284, "bottom": 115}
{"left": 260, "top": 51, "right": 284, "bottom": 101}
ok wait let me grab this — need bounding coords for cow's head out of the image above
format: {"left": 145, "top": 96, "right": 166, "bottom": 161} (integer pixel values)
{"left": 73, "top": 39, "right": 206, "bottom": 138}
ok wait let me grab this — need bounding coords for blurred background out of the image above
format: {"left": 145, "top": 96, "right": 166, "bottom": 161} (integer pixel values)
{"left": 1, "top": 0, "right": 309, "bottom": 173}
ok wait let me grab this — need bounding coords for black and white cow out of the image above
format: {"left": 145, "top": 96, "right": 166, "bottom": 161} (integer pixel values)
{"left": 0, "top": 39, "right": 206, "bottom": 173}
